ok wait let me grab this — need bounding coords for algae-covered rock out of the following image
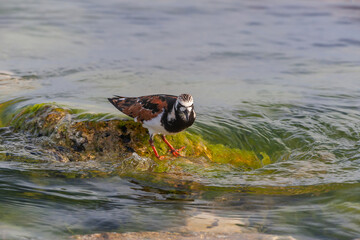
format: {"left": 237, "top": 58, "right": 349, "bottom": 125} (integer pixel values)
{"left": 1, "top": 102, "right": 271, "bottom": 172}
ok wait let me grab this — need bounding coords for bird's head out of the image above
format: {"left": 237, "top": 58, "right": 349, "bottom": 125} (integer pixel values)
{"left": 175, "top": 94, "right": 195, "bottom": 122}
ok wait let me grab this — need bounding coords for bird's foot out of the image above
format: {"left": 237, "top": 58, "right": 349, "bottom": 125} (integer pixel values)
{"left": 156, "top": 155, "right": 166, "bottom": 160}
{"left": 169, "top": 146, "right": 186, "bottom": 157}
{"left": 150, "top": 143, "right": 166, "bottom": 160}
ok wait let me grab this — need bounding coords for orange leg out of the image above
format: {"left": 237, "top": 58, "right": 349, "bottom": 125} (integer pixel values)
{"left": 161, "top": 135, "right": 185, "bottom": 157}
{"left": 149, "top": 137, "right": 164, "bottom": 159}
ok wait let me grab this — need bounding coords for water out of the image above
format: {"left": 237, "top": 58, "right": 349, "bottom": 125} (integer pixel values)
{"left": 1, "top": 0, "right": 360, "bottom": 239}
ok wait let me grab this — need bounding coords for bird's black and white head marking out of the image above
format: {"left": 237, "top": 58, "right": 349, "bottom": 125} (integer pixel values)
{"left": 175, "top": 94, "right": 195, "bottom": 122}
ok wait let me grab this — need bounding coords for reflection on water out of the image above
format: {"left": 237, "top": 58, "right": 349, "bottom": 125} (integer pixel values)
{"left": 1, "top": 0, "right": 360, "bottom": 239}
{"left": 0, "top": 71, "right": 38, "bottom": 100}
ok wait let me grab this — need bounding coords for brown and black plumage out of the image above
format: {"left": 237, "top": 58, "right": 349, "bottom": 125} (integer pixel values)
{"left": 108, "top": 94, "right": 196, "bottom": 159}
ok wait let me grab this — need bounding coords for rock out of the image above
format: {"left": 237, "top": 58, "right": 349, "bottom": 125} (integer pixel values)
{"left": 176, "top": 212, "right": 251, "bottom": 233}
{"left": 72, "top": 231, "right": 297, "bottom": 240}
{"left": 0, "top": 102, "right": 272, "bottom": 173}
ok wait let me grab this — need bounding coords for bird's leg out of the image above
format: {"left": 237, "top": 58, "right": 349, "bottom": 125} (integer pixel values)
{"left": 149, "top": 135, "right": 164, "bottom": 159}
{"left": 161, "top": 135, "right": 185, "bottom": 157}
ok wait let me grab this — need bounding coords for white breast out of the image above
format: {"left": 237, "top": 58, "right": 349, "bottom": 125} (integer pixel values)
{"left": 167, "top": 107, "right": 176, "bottom": 122}
{"left": 142, "top": 111, "right": 171, "bottom": 136}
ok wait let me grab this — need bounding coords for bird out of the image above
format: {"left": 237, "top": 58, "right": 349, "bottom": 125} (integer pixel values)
{"left": 108, "top": 94, "right": 196, "bottom": 159}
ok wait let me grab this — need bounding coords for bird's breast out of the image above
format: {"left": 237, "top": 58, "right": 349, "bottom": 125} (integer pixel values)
{"left": 162, "top": 110, "right": 195, "bottom": 133}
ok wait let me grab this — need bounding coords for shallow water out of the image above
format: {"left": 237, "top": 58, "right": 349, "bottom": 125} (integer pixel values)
{"left": 1, "top": 0, "right": 360, "bottom": 239}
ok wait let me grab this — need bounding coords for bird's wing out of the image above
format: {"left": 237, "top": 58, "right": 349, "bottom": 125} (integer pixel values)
{"left": 108, "top": 94, "right": 177, "bottom": 122}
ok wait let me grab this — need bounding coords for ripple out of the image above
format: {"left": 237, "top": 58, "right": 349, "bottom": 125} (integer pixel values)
{"left": 339, "top": 38, "right": 360, "bottom": 46}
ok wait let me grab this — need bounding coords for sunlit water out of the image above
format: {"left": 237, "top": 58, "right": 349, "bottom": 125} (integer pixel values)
{"left": 1, "top": 0, "right": 360, "bottom": 239}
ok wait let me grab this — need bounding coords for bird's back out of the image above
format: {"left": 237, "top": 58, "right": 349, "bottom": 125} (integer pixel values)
{"left": 108, "top": 94, "right": 177, "bottom": 122}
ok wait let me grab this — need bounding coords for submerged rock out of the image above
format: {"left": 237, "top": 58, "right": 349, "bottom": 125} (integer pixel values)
{"left": 0, "top": 102, "right": 271, "bottom": 173}
{"left": 72, "top": 231, "right": 296, "bottom": 240}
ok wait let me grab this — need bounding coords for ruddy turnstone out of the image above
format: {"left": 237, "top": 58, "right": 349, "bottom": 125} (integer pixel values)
{"left": 108, "top": 94, "right": 196, "bottom": 159}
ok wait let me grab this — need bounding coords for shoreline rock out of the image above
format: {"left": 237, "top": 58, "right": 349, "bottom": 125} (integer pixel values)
{"left": 72, "top": 231, "right": 296, "bottom": 240}
{"left": 0, "top": 101, "right": 271, "bottom": 173}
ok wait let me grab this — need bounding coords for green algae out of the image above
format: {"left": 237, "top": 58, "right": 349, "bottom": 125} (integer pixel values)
{"left": 151, "top": 131, "right": 270, "bottom": 170}
{"left": 1, "top": 102, "right": 272, "bottom": 173}
{"left": 0, "top": 98, "right": 27, "bottom": 127}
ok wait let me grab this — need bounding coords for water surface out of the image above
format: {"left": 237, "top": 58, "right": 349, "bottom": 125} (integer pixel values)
{"left": 1, "top": 0, "right": 360, "bottom": 239}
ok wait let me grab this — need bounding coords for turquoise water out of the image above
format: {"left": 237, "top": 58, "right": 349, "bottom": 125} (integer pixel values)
{"left": 1, "top": 0, "right": 360, "bottom": 239}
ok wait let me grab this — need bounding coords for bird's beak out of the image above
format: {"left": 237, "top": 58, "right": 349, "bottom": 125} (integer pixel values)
{"left": 184, "top": 110, "right": 189, "bottom": 121}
